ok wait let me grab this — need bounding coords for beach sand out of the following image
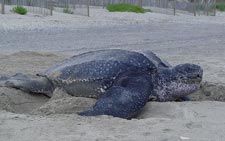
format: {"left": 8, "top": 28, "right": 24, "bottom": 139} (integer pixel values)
{"left": 0, "top": 6, "right": 225, "bottom": 141}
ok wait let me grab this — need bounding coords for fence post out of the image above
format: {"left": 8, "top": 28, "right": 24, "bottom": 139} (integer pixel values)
{"left": 193, "top": 0, "right": 196, "bottom": 16}
{"left": 1, "top": 0, "right": 5, "bottom": 14}
{"left": 102, "top": 0, "right": 104, "bottom": 9}
{"left": 87, "top": 0, "right": 90, "bottom": 17}
{"left": 173, "top": 0, "right": 176, "bottom": 16}
{"left": 213, "top": 0, "right": 216, "bottom": 16}
{"left": 206, "top": 0, "right": 209, "bottom": 16}
{"left": 49, "top": 0, "right": 53, "bottom": 16}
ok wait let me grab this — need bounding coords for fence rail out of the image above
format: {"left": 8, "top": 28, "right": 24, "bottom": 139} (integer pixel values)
{"left": 89, "top": 0, "right": 217, "bottom": 16}
{"left": 0, "top": 0, "right": 90, "bottom": 16}
{"left": 1, "top": 0, "right": 51, "bottom": 15}
{"left": 0, "top": 0, "right": 219, "bottom": 16}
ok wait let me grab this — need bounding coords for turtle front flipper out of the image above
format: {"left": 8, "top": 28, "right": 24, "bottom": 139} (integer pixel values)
{"left": 1, "top": 73, "right": 54, "bottom": 97}
{"left": 79, "top": 72, "right": 153, "bottom": 119}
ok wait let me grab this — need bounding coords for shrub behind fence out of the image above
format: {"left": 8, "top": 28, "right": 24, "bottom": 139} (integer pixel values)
{"left": 53, "top": 0, "right": 90, "bottom": 16}
{"left": 143, "top": 0, "right": 216, "bottom": 16}
{"left": 0, "top": 0, "right": 219, "bottom": 16}
{"left": 0, "top": 0, "right": 90, "bottom": 16}
{"left": 0, "top": 0, "right": 51, "bottom": 15}
{"left": 89, "top": 0, "right": 216, "bottom": 16}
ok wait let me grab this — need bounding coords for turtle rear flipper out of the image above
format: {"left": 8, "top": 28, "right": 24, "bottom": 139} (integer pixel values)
{"left": 2, "top": 73, "right": 54, "bottom": 97}
{"left": 79, "top": 72, "right": 153, "bottom": 119}
{"left": 0, "top": 75, "right": 10, "bottom": 87}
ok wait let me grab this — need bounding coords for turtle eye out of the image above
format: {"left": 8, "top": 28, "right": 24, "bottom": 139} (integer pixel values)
{"left": 179, "top": 76, "right": 184, "bottom": 80}
{"left": 149, "top": 95, "right": 158, "bottom": 101}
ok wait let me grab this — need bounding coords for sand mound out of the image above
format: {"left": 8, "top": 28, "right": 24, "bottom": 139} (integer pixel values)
{"left": 1, "top": 101, "right": 225, "bottom": 141}
{"left": 32, "top": 88, "right": 96, "bottom": 115}
{"left": 191, "top": 82, "right": 225, "bottom": 101}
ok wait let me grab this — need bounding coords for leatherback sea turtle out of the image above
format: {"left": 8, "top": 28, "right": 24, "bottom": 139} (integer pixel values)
{"left": 0, "top": 49, "right": 203, "bottom": 119}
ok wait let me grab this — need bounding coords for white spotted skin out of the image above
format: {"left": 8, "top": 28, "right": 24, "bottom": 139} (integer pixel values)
{"left": 154, "top": 81, "right": 198, "bottom": 102}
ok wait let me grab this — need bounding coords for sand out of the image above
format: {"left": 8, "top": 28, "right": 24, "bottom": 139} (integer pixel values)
{"left": 1, "top": 5, "right": 225, "bottom": 32}
{"left": 1, "top": 6, "right": 225, "bottom": 141}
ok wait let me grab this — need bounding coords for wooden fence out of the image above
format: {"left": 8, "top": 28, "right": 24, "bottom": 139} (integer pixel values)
{"left": 0, "top": 0, "right": 90, "bottom": 16}
{"left": 87, "top": 0, "right": 217, "bottom": 16}
{"left": 0, "top": 0, "right": 218, "bottom": 16}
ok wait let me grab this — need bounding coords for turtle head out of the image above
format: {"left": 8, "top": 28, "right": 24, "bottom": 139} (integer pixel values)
{"left": 151, "top": 63, "right": 203, "bottom": 102}
{"left": 172, "top": 63, "right": 203, "bottom": 84}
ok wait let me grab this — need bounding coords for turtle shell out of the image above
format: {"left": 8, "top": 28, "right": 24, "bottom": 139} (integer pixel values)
{"left": 42, "top": 49, "right": 157, "bottom": 98}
